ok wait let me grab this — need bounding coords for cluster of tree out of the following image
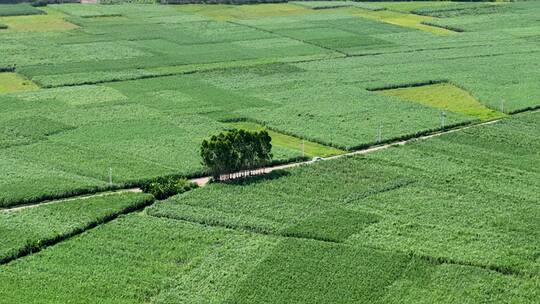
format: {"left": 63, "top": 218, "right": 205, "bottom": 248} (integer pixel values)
{"left": 141, "top": 177, "right": 197, "bottom": 200}
{"left": 200, "top": 129, "right": 272, "bottom": 181}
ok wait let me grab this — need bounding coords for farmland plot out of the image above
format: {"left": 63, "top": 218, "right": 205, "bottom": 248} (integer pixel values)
{"left": 0, "top": 2, "right": 539, "bottom": 302}
{"left": 150, "top": 112, "right": 540, "bottom": 277}
{"left": 0, "top": 4, "right": 44, "bottom": 17}
{"left": 0, "top": 192, "right": 153, "bottom": 263}
{"left": 0, "top": 214, "right": 536, "bottom": 303}
{"left": 0, "top": 72, "right": 38, "bottom": 93}
{"left": 0, "top": 1, "right": 539, "bottom": 208}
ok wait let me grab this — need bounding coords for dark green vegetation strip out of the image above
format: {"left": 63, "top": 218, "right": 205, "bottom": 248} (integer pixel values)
{"left": 0, "top": 192, "right": 154, "bottom": 265}
{"left": 0, "top": 4, "right": 43, "bottom": 17}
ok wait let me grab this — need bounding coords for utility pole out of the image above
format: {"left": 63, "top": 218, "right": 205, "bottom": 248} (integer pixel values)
{"left": 377, "top": 122, "right": 382, "bottom": 144}
{"left": 301, "top": 139, "right": 305, "bottom": 157}
{"left": 500, "top": 99, "right": 505, "bottom": 113}
{"left": 440, "top": 111, "right": 446, "bottom": 129}
{"left": 109, "top": 167, "right": 113, "bottom": 186}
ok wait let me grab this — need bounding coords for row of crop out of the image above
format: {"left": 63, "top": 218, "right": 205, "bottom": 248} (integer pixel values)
{"left": 412, "top": 3, "right": 507, "bottom": 18}
{"left": 420, "top": 20, "right": 465, "bottom": 32}
{"left": 161, "top": 0, "right": 285, "bottom": 4}
{"left": 0, "top": 192, "right": 154, "bottom": 265}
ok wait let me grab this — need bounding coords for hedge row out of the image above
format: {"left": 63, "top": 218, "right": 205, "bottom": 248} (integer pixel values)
{"left": 0, "top": 0, "right": 79, "bottom": 7}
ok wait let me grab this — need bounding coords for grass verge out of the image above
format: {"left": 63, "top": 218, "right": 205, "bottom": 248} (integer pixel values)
{"left": 227, "top": 120, "right": 345, "bottom": 157}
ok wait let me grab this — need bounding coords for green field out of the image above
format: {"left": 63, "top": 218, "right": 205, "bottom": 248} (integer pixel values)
{"left": 0, "top": 192, "right": 153, "bottom": 263}
{"left": 227, "top": 121, "right": 344, "bottom": 157}
{"left": 0, "top": 1, "right": 539, "bottom": 302}
{"left": 0, "top": 4, "right": 44, "bottom": 17}
{"left": 376, "top": 82, "right": 505, "bottom": 121}
{"left": 1, "top": 112, "right": 537, "bottom": 303}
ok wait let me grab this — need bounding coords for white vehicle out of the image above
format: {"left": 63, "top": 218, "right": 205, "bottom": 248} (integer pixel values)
{"left": 312, "top": 156, "right": 324, "bottom": 162}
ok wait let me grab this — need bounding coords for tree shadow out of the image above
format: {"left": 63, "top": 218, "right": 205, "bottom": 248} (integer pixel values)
{"left": 217, "top": 170, "right": 291, "bottom": 186}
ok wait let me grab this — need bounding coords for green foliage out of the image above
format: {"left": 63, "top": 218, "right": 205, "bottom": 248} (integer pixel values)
{"left": 141, "top": 177, "right": 197, "bottom": 200}
{"left": 0, "top": 192, "right": 153, "bottom": 264}
{"left": 201, "top": 128, "right": 272, "bottom": 179}
{"left": 0, "top": 4, "right": 43, "bottom": 16}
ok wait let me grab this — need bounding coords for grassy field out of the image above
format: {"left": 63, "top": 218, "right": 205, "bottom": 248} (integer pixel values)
{"left": 0, "top": 192, "right": 153, "bottom": 263}
{"left": 0, "top": 112, "right": 537, "bottom": 302}
{"left": 0, "top": 2, "right": 539, "bottom": 302}
{"left": 227, "top": 121, "right": 344, "bottom": 157}
{"left": 149, "top": 112, "right": 540, "bottom": 278}
{"left": 0, "top": 1, "right": 538, "bottom": 206}
{"left": 0, "top": 7, "right": 77, "bottom": 32}
{"left": 376, "top": 82, "right": 505, "bottom": 121}
{"left": 0, "top": 4, "right": 44, "bottom": 17}
{"left": 0, "top": 72, "right": 39, "bottom": 93}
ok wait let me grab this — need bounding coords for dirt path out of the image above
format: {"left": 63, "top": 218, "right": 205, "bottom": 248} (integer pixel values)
{"left": 1, "top": 118, "right": 506, "bottom": 211}
{"left": 2, "top": 188, "right": 141, "bottom": 212}
{"left": 193, "top": 118, "right": 502, "bottom": 186}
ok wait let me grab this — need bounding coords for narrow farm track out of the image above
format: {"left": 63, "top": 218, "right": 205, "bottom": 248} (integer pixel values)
{"left": 1, "top": 188, "right": 142, "bottom": 212}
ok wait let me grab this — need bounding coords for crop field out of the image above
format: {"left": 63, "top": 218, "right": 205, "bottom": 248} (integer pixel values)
{"left": 0, "top": 1, "right": 539, "bottom": 302}
{"left": 226, "top": 121, "right": 344, "bottom": 157}
{"left": 0, "top": 7, "right": 77, "bottom": 32}
{"left": 0, "top": 72, "right": 39, "bottom": 93}
{"left": 0, "top": 192, "right": 153, "bottom": 263}
{"left": 375, "top": 82, "right": 504, "bottom": 121}
{"left": 0, "top": 4, "right": 44, "bottom": 17}
{"left": 0, "top": 111, "right": 538, "bottom": 302}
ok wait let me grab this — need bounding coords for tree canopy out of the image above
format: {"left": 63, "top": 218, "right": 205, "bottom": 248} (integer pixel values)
{"left": 200, "top": 129, "right": 272, "bottom": 180}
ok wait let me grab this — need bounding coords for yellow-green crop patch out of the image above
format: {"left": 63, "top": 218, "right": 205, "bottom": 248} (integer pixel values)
{"left": 377, "top": 83, "right": 505, "bottom": 121}
{"left": 0, "top": 72, "right": 39, "bottom": 93}
{"left": 349, "top": 7, "right": 455, "bottom": 35}
{"left": 227, "top": 121, "right": 344, "bottom": 157}
{"left": 0, "top": 7, "right": 77, "bottom": 33}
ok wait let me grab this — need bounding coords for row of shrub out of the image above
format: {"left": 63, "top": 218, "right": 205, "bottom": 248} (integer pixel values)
{"left": 0, "top": 0, "right": 79, "bottom": 7}
{"left": 161, "top": 0, "right": 285, "bottom": 4}
{"left": 141, "top": 177, "right": 198, "bottom": 200}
